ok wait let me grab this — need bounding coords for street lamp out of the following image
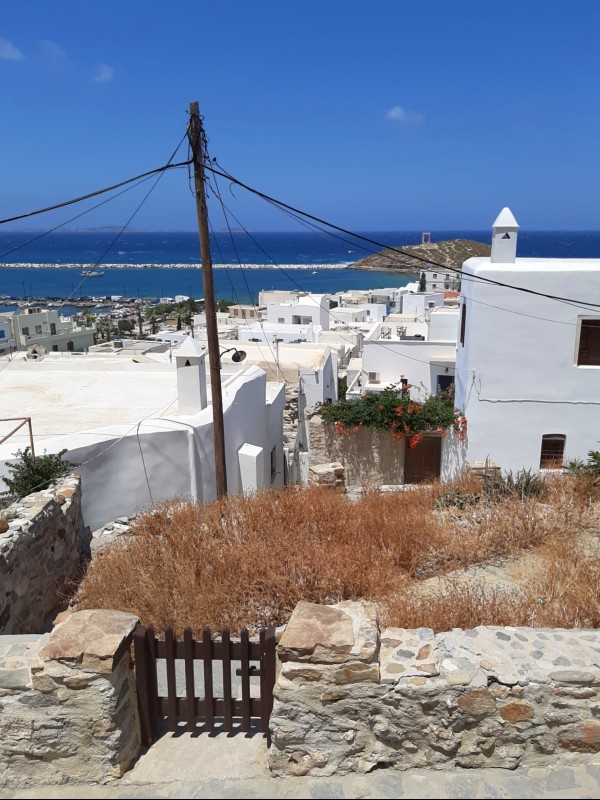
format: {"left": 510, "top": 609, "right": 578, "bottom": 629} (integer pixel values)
{"left": 220, "top": 347, "right": 247, "bottom": 364}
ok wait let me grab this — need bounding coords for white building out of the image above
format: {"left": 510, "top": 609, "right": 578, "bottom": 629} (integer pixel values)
{"left": 0, "top": 317, "right": 16, "bottom": 356}
{"left": 238, "top": 322, "right": 320, "bottom": 345}
{"left": 265, "top": 293, "right": 331, "bottom": 331}
{"left": 400, "top": 292, "right": 445, "bottom": 319}
{"left": 0, "top": 345, "right": 285, "bottom": 529}
{"left": 8, "top": 308, "right": 96, "bottom": 352}
{"left": 454, "top": 207, "right": 600, "bottom": 475}
{"left": 347, "top": 306, "right": 459, "bottom": 401}
{"left": 419, "top": 268, "right": 461, "bottom": 293}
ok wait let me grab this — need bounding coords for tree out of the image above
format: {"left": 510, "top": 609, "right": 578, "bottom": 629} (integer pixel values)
{"left": 419, "top": 272, "right": 427, "bottom": 292}
{"left": 216, "top": 299, "right": 233, "bottom": 313}
{"left": 0, "top": 448, "right": 75, "bottom": 506}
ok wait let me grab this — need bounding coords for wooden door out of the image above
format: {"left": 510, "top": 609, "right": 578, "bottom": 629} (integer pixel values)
{"left": 404, "top": 435, "right": 441, "bottom": 484}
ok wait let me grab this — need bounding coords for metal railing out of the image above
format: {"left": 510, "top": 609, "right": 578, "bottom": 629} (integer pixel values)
{"left": 0, "top": 417, "right": 35, "bottom": 458}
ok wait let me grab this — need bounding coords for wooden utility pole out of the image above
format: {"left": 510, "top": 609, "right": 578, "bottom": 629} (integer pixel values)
{"left": 188, "top": 101, "right": 227, "bottom": 498}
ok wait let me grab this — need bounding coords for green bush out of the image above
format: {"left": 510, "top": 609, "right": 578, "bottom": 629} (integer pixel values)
{"left": 0, "top": 448, "right": 76, "bottom": 506}
{"left": 316, "top": 383, "right": 466, "bottom": 447}
{"left": 565, "top": 449, "right": 600, "bottom": 479}
{"left": 484, "top": 468, "right": 546, "bottom": 501}
{"left": 435, "top": 489, "right": 481, "bottom": 511}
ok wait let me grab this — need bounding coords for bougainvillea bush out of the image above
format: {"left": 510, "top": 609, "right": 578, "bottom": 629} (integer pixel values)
{"left": 316, "top": 384, "right": 467, "bottom": 448}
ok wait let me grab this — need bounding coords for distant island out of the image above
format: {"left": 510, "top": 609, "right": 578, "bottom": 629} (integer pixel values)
{"left": 351, "top": 238, "right": 491, "bottom": 273}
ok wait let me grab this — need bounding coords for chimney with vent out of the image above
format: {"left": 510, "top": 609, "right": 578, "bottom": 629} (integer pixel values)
{"left": 175, "top": 336, "right": 208, "bottom": 413}
{"left": 490, "top": 207, "right": 519, "bottom": 264}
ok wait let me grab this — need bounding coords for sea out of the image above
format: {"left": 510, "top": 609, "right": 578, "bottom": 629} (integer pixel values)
{"left": 0, "top": 229, "right": 598, "bottom": 315}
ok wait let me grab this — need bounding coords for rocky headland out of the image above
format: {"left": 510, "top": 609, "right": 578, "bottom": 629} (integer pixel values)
{"left": 351, "top": 238, "right": 491, "bottom": 273}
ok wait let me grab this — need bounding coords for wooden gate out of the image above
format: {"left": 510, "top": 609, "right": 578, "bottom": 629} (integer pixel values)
{"left": 404, "top": 434, "right": 442, "bottom": 484}
{"left": 133, "top": 624, "right": 277, "bottom": 746}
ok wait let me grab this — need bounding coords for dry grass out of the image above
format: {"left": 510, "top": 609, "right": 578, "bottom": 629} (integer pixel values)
{"left": 76, "top": 474, "right": 600, "bottom": 635}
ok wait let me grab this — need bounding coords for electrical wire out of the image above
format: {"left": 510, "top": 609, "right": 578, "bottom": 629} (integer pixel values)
{"left": 0, "top": 161, "right": 191, "bottom": 226}
{"left": 207, "top": 161, "right": 600, "bottom": 313}
{"left": 207, "top": 218, "right": 280, "bottom": 381}
{"left": 0, "top": 173, "right": 157, "bottom": 262}
{"left": 248, "top": 192, "right": 592, "bottom": 326}
{"left": 202, "top": 195, "right": 473, "bottom": 373}
{"left": 205, "top": 146, "right": 281, "bottom": 377}
{"left": 0, "top": 131, "right": 191, "bottom": 375}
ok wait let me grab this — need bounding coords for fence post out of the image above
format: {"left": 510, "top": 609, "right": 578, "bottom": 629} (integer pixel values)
{"left": 133, "top": 624, "right": 153, "bottom": 747}
{"left": 264, "top": 626, "right": 276, "bottom": 746}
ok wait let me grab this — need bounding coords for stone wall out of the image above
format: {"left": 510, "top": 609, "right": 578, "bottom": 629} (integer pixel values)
{"left": 0, "top": 609, "right": 141, "bottom": 788}
{"left": 0, "top": 474, "right": 83, "bottom": 634}
{"left": 309, "top": 416, "right": 404, "bottom": 487}
{"left": 269, "top": 601, "right": 600, "bottom": 776}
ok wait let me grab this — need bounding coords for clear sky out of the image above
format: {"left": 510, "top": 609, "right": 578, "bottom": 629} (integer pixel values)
{"left": 1, "top": 1, "right": 599, "bottom": 232}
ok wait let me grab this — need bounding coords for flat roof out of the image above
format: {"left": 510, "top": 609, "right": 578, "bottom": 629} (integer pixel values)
{"left": 465, "top": 256, "right": 600, "bottom": 273}
{"left": 0, "top": 356, "right": 180, "bottom": 445}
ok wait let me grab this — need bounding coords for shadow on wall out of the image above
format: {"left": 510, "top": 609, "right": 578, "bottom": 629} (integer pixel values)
{"left": 441, "top": 431, "right": 468, "bottom": 482}
{"left": 309, "top": 416, "right": 405, "bottom": 487}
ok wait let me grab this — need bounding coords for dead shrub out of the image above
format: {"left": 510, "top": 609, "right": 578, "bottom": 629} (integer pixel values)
{"left": 76, "top": 474, "right": 600, "bottom": 635}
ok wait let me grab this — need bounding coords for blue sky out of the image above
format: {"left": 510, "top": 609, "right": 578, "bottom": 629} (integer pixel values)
{"left": 1, "top": 1, "right": 599, "bottom": 232}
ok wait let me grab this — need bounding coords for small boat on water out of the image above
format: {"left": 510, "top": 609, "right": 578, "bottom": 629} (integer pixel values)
{"left": 81, "top": 269, "right": 104, "bottom": 277}
{"left": 312, "top": 270, "right": 318, "bottom": 275}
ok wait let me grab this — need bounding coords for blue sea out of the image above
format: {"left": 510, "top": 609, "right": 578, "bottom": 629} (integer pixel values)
{"left": 0, "top": 229, "right": 598, "bottom": 314}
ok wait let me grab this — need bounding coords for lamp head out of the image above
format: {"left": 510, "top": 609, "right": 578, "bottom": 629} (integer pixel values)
{"left": 231, "top": 349, "right": 246, "bottom": 363}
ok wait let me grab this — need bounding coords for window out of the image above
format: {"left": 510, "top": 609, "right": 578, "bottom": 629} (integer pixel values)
{"left": 432, "top": 283, "right": 437, "bottom": 289}
{"left": 50, "top": 323, "right": 56, "bottom": 335}
{"left": 22, "top": 326, "right": 29, "bottom": 336}
{"left": 35, "top": 325, "right": 42, "bottom": 334}
{"left": 432, "top": 273, "right": 437, "bottom": 279}
{"left": 368, "top": 371, "right": 380, "bottom": 383}
{"left": 52, "top": 345, "right": 58, "bottom": 352}
{"left": 0, "top": 331, "right": 4, "bottom": 339}
{"left": 278, "top": 317, "right": 285, "bottom": 324}
{"left": 540, "top": 434, "right": 566, "bottom": 469}
{"left": 459, "top": 302, "right": 467, "bottom": 346}
{"left": 577, "top": 319, "right": 600, "bottom": 365}
{"left": 437, "top": 375, "right": 454, "bottom": 393}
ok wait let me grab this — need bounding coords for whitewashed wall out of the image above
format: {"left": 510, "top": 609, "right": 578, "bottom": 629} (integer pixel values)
{"left": 360, "top": 339, "right": 456, "bottom": 399}
{"left": 0, "top": 367, "right": 285, "bottom": 530}
{"left": 454, "top": 257, "right": 600, "bottom": 476}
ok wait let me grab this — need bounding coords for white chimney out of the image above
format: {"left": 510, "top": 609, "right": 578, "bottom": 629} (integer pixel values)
{"left": 175, "top": 337, "right": 207, "bottom": 414}
{"left": 490, "top": 207, "right": 519, "bottom": 264}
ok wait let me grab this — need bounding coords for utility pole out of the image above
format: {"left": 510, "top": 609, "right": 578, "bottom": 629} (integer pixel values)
{"left": 188, "top": 101, "right": 227, "bottom": 498}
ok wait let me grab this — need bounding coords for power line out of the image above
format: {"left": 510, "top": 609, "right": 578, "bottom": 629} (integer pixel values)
{"left": 206, "top": 162, "right": 600, "bottom": 312}
{"left": 0, "top": 161, "right": 191, "bottom": 226}
{"left": 206, "top": 161, "right": 282, "bottom": 377}
{"left": 0, "top": 133, "right": 190, "bottom": 374}
{"left": 207, "top": 198, "right": 473, "bottom": 374}
{"left": 248, "top": 197, "right": 583, "bottom": 328}
{"left": 0, "top": 173, "right": 156, "bottom": 262}
{"left": 207, "top": 218, "right": 280, "bottom": 381}
{"left": 55, "top": 129, "right": 191, "bottom": 315}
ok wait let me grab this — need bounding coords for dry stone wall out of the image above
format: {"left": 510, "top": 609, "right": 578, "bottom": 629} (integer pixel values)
{"left": 0, "top": 609, "right": 141, "bottom": 788}
{"left": 0, "top": 474, "right": 83, "bottom": 634}
{"left": 269, "top": 601, "right": 600, "bottom": 776}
